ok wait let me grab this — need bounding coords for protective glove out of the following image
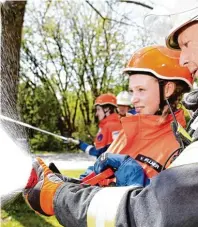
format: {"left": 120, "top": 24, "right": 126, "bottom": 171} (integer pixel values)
{"left": 23, "top": 157, "right": 63, "bottom": 216}
{"left": 94, "top": 153, "right": 149, "bottom": 187}
{"left": 94, "top": 153, "right": 128, "bottom": 174}
{"left": 66, "top": 137, "right": 80, "bottom": 145}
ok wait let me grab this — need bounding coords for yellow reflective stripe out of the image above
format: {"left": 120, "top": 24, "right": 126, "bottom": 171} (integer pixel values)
{"left": 177, "top": 124, "right": 192, "bottom": 142}
{"left": 87, "top": 216, "right": 115, "bottom": 227}
{"left": 87, "top": 211, "right": 115, "bottom": 226}
{"left": 87, "top": 216, "right": 97, "bottom": 227}
{"left": 87, "top": 186, "right": 138, "bottom": 227}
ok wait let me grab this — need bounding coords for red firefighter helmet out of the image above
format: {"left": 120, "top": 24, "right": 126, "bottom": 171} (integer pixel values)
{"left": 95, "top": 93, "right": 117, "bottom": 107}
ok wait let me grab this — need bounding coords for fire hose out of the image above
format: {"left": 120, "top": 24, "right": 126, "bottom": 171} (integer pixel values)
{"left": 0, "top": 114, "right": 80, "bottom": 145}
{"left": 0, "top": 114, "right": 114, "bottom": 186}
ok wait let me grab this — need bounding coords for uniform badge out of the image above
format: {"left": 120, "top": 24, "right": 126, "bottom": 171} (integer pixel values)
{"left": 97, "top": 134, "right": 103, "bottom": 141}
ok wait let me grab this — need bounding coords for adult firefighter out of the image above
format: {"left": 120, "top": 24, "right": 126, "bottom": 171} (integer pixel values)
{"left": 144, "top": 2, "right": 198, "bottom": 79}
{"left": 144, "top": 3, "right": 198, "bottom": 168}
{"left": 116, "top": 91, "right": 133, "bottom": 117}
{"left": 78, "top": 93, "right": 122, "bottom": 158}
{"left": 164, "top": 4, "right": 198, "bottom": 167}
{"left": 165, "top": 5, "right": 198, "bottom": 80}
{"left": 24, "top": 46, "right": 197, "bottom": 227}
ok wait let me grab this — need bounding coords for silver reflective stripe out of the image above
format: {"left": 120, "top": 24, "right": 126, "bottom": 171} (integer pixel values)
{"left": 112, "top": 131, "right": 120, "bottom": 141}
{"left": 87, "top": 186, "right": 137, "bottom": 227}
{"left": 169, "top": 141, "right": 198, "bottom": 168}
{"left": 85, "top": 145, "right": 94, "bottom": 155}
{"left": 191, "top": 116, "right": 198, "bottom": 130}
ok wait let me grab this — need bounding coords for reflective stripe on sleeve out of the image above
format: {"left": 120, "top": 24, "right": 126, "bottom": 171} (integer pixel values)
{"left": 85, "top": 145, "right": 94, "bottom": 155}
{"left": 169, "top": 141, "right": 198, "bottom": 168}
{"left": 87, "top": 186, "right": 137, "bottom": 227}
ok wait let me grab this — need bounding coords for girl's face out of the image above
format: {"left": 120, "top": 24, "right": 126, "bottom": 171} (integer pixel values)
{"left": 95, "top": 105, "right": 105, "bottom": 121}
{"left": 117, "top": 105, "right": 130, "bottom": 116}
{"left": 129, "top": 74, "right": 160, "bottom": 115}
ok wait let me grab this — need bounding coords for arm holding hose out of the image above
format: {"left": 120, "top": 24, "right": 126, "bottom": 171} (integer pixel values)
{"left": 78, "top": 140, "right": 110, "bottom": 157}
{"left": 24, "top": 145, "right": 198, "bottom": 227}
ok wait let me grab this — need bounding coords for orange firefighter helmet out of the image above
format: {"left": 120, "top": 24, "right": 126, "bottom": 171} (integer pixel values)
{"left": 95, "top": 93, "right": 117, "bottom": 107}
{"left": 123, "top": 45, "right": 193, "bottom": 89}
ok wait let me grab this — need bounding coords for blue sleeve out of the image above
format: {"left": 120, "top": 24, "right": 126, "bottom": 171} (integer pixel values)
{"left": 89, "top": 144, "right": 110, "bottom": 157}
{"left": 79, "top": 141, "right": 110, "bottom": 157}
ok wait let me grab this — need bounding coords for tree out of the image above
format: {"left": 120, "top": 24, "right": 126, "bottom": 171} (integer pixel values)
{"left": 18, "top": 81, "right": 68, "bottom": 151}
{"left": 18, "top": 0, "right": 155, "bottom": 150}
{"left": 1, "top": 1, "right": 26, "bottom": 113}
{"left": 20, "top": 0, "right": 128, "bottom": 138}
{"left": 1, "top": 1, "right": 27, "bottom": 140}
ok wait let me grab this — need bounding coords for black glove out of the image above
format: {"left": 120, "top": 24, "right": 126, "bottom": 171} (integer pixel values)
{"left": 49, "top": 162, "right": 82, "bottom": 184}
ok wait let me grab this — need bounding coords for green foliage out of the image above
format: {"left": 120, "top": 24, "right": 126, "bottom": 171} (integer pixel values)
{"left": 30, "top": 134, "right": 65, "bottom": 151}
{"left": 60, "top": 169, "right": 85, "bottom": 178}
{"left": 1, "top": 193, "right": 62, "bottom": 227}
{"left": 19, "top": 1, "right": 133, "bottom": 152}
{"left": 17, "top": 82, "right": 65, "bottom": 152}
{"left": 17, "top": 82, "right": 99, "bottom": 151}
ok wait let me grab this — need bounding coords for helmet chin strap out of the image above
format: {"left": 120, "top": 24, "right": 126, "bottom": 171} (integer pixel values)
{"left": 103, "top": 108, "right": 110, "bottom": 119}
{"left": 155, "top": 80, "right": 167, "bottom": 115}
{"left": 165, "top": 98, "right": 178, "bottom": 124}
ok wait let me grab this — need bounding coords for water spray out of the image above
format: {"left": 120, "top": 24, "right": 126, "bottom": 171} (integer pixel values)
{"left": 0, "top": 114, "right": 79, "bottom": 207}
{"left": 0, "top": 114, "right": 80, "bottom": 145}
{"left": 0, "top": 125, "right": 33, "bottom": 207}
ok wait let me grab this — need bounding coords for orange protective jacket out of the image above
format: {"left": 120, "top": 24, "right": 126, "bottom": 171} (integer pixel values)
{"left": 80, "top": 113, "right": 122, "bottom": 158}
{"left": 94, "top": 113, "right": 122, "bottom": 150}
{"left": 107, "top": 109, "right": 186, "bottom": 178}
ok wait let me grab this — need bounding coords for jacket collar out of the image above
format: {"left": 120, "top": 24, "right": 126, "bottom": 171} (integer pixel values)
{"left": 120, "top": 109, "right": 186, "bottom": 140}
{"left": 99, "top": 113, "right": 120, "bottom": 127}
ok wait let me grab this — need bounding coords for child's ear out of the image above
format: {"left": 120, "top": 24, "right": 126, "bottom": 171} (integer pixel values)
{"left": 164, "top": 82, "right": 176, "bottom": 98}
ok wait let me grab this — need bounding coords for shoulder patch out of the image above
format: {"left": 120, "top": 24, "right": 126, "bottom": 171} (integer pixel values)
{"left": 97, "top": 134, "right": 103, "bottom": 141}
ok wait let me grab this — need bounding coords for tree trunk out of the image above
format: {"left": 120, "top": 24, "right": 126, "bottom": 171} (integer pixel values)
{"left": 1, "top": 1, "right": 27, "bottom": 141}
{"left": 1, "top": 1, "right": 26, "bottom": 115}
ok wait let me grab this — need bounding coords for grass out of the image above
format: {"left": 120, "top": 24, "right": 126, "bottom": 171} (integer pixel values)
{"left": 1, "top": 169, "right": 85, "bottom": 227}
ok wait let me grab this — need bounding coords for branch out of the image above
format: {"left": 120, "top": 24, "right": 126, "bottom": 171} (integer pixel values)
{"left": 85, "top": 0, "right": 104, "bottom": 19}
{"left": 119, "top": 0, "right": 153, "bottom": 9}
{"left": 85, "top": 0, "right": 133, "bottom": 26}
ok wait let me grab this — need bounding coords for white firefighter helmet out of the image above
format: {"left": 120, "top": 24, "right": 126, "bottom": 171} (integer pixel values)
{"left": 116, "top": 91, "right": 132, "bottom": 106}
{"left": 144, "top": 1, "right": 198, "bottom": 49}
